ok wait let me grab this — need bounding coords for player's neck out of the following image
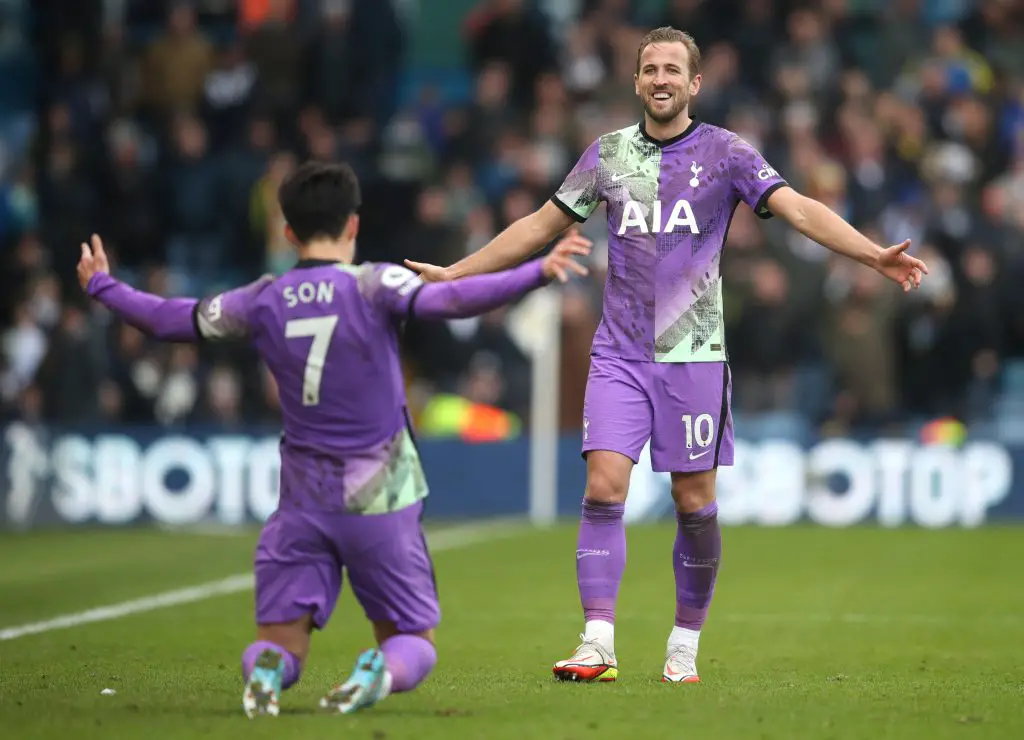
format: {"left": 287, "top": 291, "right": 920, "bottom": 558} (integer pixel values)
{"left": 642, "top": 112, "right": 693, "bottom": 143}
{"left": 297, "top": 238, "right": 355, "bottom": 264}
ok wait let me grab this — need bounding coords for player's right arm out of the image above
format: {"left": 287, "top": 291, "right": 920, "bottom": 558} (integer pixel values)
{"left": 404, "top": 202, "right": 583, "bottom": 282}
{"left": 366, "top": 239, "right": 586, "bottom": 321}
{"left": 79, "top": 233, "right": 270, "bottom": 343}
{"left": 404, "top": 139, "right": 603, "bottom": 282}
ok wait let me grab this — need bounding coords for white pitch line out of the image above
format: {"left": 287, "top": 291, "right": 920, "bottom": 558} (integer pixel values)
{"left": 0, "top": 574, "right": 256, "bottom": 642}
{"left": 0, "top": 519, "right": 525, "bottom": 642}
{"left": 460, "top": 610, "right": 1024, "bottom": 628}
{"left": 719, "top": 612, "right": 1024, "bottom": 626}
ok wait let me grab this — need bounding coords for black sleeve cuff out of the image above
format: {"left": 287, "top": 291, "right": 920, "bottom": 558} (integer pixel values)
{"left": 406, "top": 284, "right": 425, "bottom": 322}
{"left": 753, "top": 181, "right": 788, "bottom": 220}
{"left": 191, "top": 303, "right": 207, "bottom": 342}
{"left": 550, "top": 195, "right": 587, "bottom": 224}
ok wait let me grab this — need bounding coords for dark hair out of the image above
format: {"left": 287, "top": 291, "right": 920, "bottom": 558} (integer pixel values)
{"left": 636, "top": 27, "right": 701, "bottom": 79}
{"left": 277, "top": 161, "right": 362, "bottom": 243}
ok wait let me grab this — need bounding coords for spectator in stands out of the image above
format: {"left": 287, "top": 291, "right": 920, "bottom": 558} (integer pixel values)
{"left": 824, "top": 254, "right": 900, "bottom": 430}
{"left": 465, "top": 0, "right": 557, "bottom": 110}
{"left": 101, "top": 119, "right": 161, "bottom": 273}
{"left": 201, "top": 41, "right": 258, "bottom": 151}
{"left": 141, "top": 2, "right": 214, "bottom": 118}
{"left": 243, "top": 0, "right": 303, "bottom": 123}
{"left": 37, "top": 298, "right": 106, "bottom": 422}
{"left": 249, "top": 150, "right": 297, "bottom": 275}
{"left": 163, "top": 115, "right": 223, "bottom": 294}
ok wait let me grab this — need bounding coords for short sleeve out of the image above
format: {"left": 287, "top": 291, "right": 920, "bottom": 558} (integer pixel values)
{"left": 358, "top": 263, "right": 424, "bottom": 318}
{"left": 728, "top": 135, "right": 788, "bottom": 220}
{"left": 551, "top": 138, "right": 603, "bottom": 223}
{"left": 193, "top": 275, "right": 274, "bottom": 341}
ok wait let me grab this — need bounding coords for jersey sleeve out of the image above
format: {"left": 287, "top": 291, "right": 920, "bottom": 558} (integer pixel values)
{"left": 550, "top": 138, "right": 603, "bottom": 223}
{"left": 193, "top": 275, "right": 274, "bottom": 341}
{"left": 357, "top": 263, "right": 424, "bottom": 318}
{"left": 728, "top": 135, "right": 789, "bottom": 220}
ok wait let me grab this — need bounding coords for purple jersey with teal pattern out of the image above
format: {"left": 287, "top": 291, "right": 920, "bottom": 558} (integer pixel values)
{"left": 196, "top": 263, "right": 415, "bottom": 451}
{"left": 193, "top": 261, "right": 426, "bottom": 514}
{"left": 551, "top": 120, "right": 788, "bottom": 363}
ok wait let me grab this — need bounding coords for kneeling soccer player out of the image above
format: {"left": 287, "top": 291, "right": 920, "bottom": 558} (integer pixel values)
{"left": 76, "top": 161, "right": 590, "bottom": 716}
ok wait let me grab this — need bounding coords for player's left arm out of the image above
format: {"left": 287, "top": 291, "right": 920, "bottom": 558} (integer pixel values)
{"left": 728, "top": 136, "right": 927, "bottom": 292}
{"left": 364, "top": 239, "right": 585, "bottom": 321}
{"left": 765, "top": 186, "right": 927, "bottom": 292}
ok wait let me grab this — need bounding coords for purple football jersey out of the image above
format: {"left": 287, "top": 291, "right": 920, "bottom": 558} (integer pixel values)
{"left": 193, "top": 260, "right": 428, "bottom": 514}
{"left": 551, "top": 120, "right": 788, "bottom": 362}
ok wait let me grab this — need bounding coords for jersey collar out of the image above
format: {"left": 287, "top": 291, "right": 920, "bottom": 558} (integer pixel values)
{"left": 294, "top": 258, "right": 343, "bottom": 268}
{"left": 639, "top": 117, "right": 701, "bottom": 147}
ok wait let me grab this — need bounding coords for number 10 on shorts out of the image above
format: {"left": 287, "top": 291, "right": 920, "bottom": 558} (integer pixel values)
{"left": 682, "top": 413, "right": 714, "bottom": 449}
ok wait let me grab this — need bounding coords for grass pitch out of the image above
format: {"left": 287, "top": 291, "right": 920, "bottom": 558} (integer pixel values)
{"left": 2, "top": 523, "right": 1022, "bottom": 739}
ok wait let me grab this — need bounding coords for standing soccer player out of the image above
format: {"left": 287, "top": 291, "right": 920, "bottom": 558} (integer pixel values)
{"left": 404, "top": 27, "right": 927, "bottom": 683}
{"left": 76, "top": 161, "right": 588, "bottom": 715}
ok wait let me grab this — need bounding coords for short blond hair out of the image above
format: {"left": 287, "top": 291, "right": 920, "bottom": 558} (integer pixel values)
{"left": 636, "top": 27, "right": 701, "bottom": 79}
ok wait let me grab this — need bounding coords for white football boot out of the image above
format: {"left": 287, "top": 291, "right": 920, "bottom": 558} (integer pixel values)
{"left": 662, "top": 642, "right": 700, "bottom": 683}
{"left": 552, "top": 635, "right": 618, "bottom": 682}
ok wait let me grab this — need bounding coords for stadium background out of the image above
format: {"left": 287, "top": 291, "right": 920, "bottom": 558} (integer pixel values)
{"left": 1, "top": 0, "right": 1023, "bottom": 527}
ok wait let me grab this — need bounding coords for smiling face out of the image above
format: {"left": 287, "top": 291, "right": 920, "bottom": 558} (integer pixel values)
{"left": 634, "top": 36, "right": 701, "bottom": 127}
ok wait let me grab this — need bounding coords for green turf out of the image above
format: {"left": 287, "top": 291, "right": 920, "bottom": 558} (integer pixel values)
{"left": 2, "top": 523, "right": 1022, "bottom": 739}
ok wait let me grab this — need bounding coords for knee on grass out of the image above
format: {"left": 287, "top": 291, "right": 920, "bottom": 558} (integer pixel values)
{"left": 379, "top": 631, "right": 437, "bottom": 693}
{"left": 243, "top": 616, "right": 314, "bottom": 689}
{"left": 242, "top": 640, "right": 303, "bottom": 690}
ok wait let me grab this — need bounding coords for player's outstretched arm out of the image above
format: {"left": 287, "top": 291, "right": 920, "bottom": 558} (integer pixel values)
{"left": 78, "top": 234, "right": 200, "bottom": 342}
{"left": 391, "top": 237, "right": 587, "bottom": 320}
{"left": 765, "top": 187, "right": 928, "bottom": 292}
{"left": 413, "top": 237, "right": 587, "bottom": 319}
{"left": 404, "top": 201, "right": 589, "bottom": 282}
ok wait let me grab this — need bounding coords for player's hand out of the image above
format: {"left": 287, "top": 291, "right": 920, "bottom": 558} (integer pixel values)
{"left": 542, "top": 229, "right": 591, "bottom": 284}
{"left": 77, "top": 233, "right": 110, "bottom": 291}
{"left": 875, "top": 239, "right": 928, "bottom": 293}
{"left": 403, "top": 260, "right": 453, "bottom": 283}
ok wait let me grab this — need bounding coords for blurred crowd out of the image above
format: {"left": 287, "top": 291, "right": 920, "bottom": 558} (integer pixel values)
{"left": 2, "top": 0, "right": 1024, "bottom": 439}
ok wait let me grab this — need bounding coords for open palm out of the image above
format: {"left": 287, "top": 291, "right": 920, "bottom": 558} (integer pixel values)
{"left": 877, "top": 239, "right": 928, "bottom": 292}
{"left": 77, "top": 234, "right": 111, "bottom": 291}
